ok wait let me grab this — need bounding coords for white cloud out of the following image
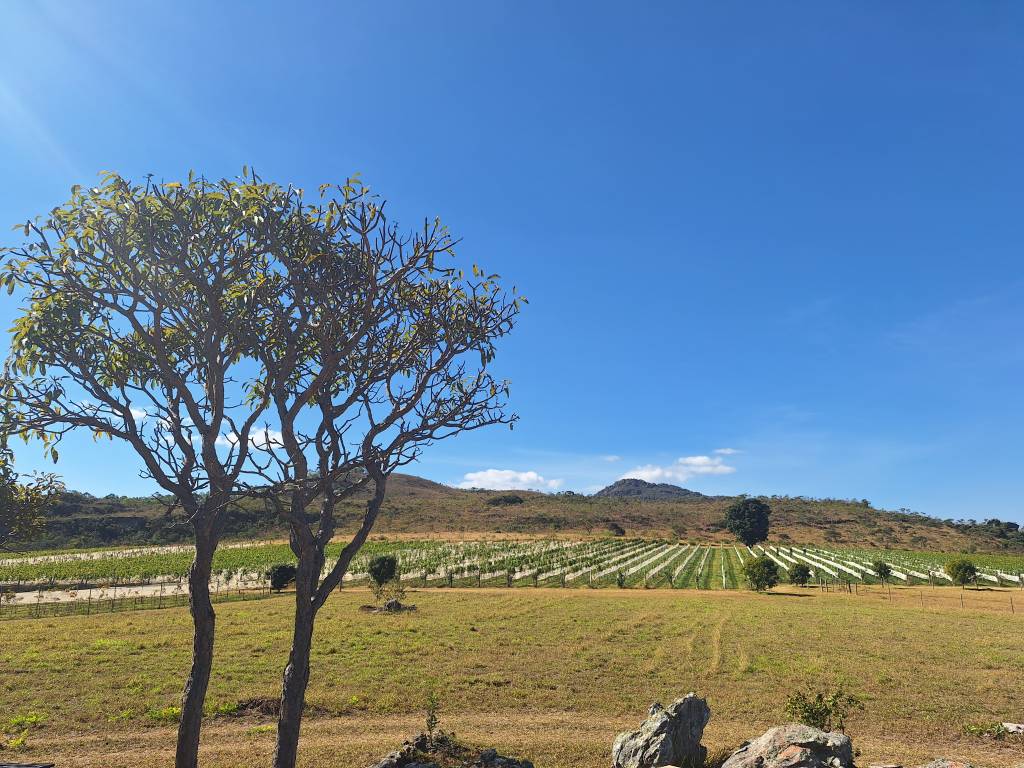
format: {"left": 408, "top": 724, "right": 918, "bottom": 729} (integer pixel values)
{"left": 620, "top": 455, "right": 736, "bottom": 484}
{"left": 216, "top": 428, "right": 283, "bottom": 450}
{"left": 601, "top": 454, "right": 622, "bottom": 463}
{"left": 714, "top": 447, "right": 740, "bottom": 455}
{"left": 129, "top": 408, "right": 149, "bottom": 421}
{"left": 457, "top": 469, "right": 563, "bottom": 491}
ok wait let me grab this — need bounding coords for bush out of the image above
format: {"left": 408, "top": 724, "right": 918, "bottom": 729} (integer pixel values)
{"left": 784, "top": 686, "right": 863, "bottom": 732}
{"left": 606, "top": 522, "right": 626, "bottom": 537}
{"left": 616, "top": 571, "right": 627, "bottom": 588}
{"left": 147, "top": 705, "right": 182, "bottom": 723}
{"left": 788, "top": 563, "right": 812, "bottom": 586}
{"left": 486, "top": 494, "right": 524, "bottom": 507}
{"left": 946, "top": 558, "right": 978, "bottom": 587}
{"left": 724, "top": 498, "right": 771, "bottom": 546}
{"left": 871, "top": 560, "right": 892, "bottom": 583}
{"left": 742, "top": 556, "right": 779, "bottom": 592}
{"left": 267, "top": 563, "right": 297, "bottom": 592}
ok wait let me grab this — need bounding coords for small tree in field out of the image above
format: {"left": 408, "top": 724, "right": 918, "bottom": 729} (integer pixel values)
{"left": 946, "top": 558, "right": 978, "bottom": 588}
{"left": 268, "top": 564, "right": 298, "bottom": 593}
{"left": 788, "top": 562, "right": 812, "bottom": 587}
{"left": 368, "top": 554, "right": 399, "bottom": 602}
{"left": 724, "top": 497, "right": 771, "bottom": 546}
{"left": 743, "top": 555, "right": 779, "bottom": 592}
{"left": 871, "top": 560, "right": 892, "bottom": 585}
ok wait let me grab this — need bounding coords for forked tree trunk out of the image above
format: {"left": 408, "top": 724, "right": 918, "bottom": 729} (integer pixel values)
{"left": 273, "top": 553, "right": 320, "bottom": 768}
{"left": 176, "top": 533, "right": 217, "bottom": 768}
{"left": 273, "top": 476, "right": 387, "bottom": 768}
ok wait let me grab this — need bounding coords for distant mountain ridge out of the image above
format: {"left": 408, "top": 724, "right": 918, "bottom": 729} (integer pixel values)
{"left": 594, "top": 478, "right": 709, "bottom": 501}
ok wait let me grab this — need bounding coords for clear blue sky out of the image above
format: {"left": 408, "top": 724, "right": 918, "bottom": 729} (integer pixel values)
{"left": 1, "top": 2, "right": 1022, "bottom": 522}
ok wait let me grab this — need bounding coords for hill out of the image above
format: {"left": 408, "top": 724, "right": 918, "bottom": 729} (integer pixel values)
{"left": 593, "top": 478, "right": 709, "bottom": 501}
{"left": 26, "top": 473, "right": 1024, "bottom": 554}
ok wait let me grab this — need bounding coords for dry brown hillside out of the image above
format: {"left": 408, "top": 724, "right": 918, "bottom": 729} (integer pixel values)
{"left": 348, "top": 475, "right": 1023, "bottom": 554}
{"left": 38, "top": 473, "right": 1023, "bottom": 554}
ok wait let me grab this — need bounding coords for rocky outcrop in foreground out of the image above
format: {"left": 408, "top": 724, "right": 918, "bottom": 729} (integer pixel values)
{"left": 610, "top": 694, "right": 992, "bottom": 768}
{"left": 720, "top": 724, "right": 853, "bottom": 768}
{"left": 612, "top": 694, "right": 711, "bottom": 768}
{"left": 369, "top": 697, "right": 1000, "bottom": 768}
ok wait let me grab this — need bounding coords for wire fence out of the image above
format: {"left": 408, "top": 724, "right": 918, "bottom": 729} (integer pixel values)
{"left": 0, "top": 586, "right": 273, "bottom": 621}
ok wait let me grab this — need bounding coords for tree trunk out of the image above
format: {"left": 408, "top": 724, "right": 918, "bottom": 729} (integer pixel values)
{"left": 176, "top": 534, "right": 216, "bottom": 768}
{"left": 273, "top": 554, "right": 319, "bottom": 768}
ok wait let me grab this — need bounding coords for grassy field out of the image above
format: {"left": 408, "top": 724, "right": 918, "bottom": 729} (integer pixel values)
{"left": 2, "top": 587, "right": 1023, "bottom": 767}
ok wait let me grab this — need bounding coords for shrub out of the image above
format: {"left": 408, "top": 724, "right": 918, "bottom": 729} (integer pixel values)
{"left": 425, "top": 690, "right": 440, "bottom": 744}
{"left": 784, "top": 686, "right": 863, "bottom": 732}
{"left": 267, "top": 563, "right": 297, "bottom": 592}
{"left": 607, "top": 522, "right": 626, "bottom": 537}
{"left": 724, "top": 498, "right": 771, "bottom": 546}
{"left": 147, "top": 705, "right": 182, "bottom": 723}
{"left": 486, "top": 494, "right": 524, "bottom": 507}
{"left": 946, "top": 558, "right": 978, "bottom": 587}
{"left": 788, "top": 563, "right": 812, "bottom": 586}
{"left": 742, "top": 556, "right": 779, "bottom": 592}
{"left": 871, "top": 560, "right": 892, "bottom": 583}
{"left": 616, "top": 571, "right": 627, "bottom": 588}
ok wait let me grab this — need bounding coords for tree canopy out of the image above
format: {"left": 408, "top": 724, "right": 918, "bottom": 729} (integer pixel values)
{"left": 787, "top": 562, "right": 812, "bottom": 586}
{"left": 724, "top": 497, "right": 771, "bottom": 546}
{"left": 871, "top": 560, "right": 893, "bottom": 583}
{"left": 0, "top": 444, "right": 62, "bottom": 549}
{"left": 743, "top": 555, "right": 779, "bottom": 592}
{"left": 945, "top": 558, "right": 978, "bottom": 587}
{"left": 1, "top": 169, "right": 523, "bottom": 768}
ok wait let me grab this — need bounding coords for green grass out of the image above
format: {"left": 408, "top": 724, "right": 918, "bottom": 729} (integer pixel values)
{"left": 4, "top": 586, "right": 1022, "bottom": 767}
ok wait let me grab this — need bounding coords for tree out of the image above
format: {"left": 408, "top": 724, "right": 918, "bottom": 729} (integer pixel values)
{"left": 194, "top": 177, "right": 520, "bottom": 768}
{"left": 0, "top": 170, "right": 517, "bottom": 768}
{"left": 0, "top": 444, "right": 63, "bottom": 549}
{"left": 871, "top": 560, "right": 892, "bottom": 584}
{"left": 368, "top": 554, "right": 399, "bottom": 602}
{"left": 946, "top": 558, "right": 978, "bottom": 588}
{"left": 0, "top": 172, "right": 294, "bottom": 768}
{"left": 724, "top": 497, "right": 771, "bottom": 546}
{"left": 788, "top": 562, "right": 812, "bottom": 586}
{"left": 743, "top": 555, "right": 779, "bottom": 592}
{"left": 268, "top": 564, "right": 298, "bottom": 592}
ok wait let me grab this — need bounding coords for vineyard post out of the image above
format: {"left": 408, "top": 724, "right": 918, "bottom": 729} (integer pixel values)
{"left": 1009, "top": 595, "right": 1014, "bottom": 614}
{"left": 960, "top": 592, "right": 964, "bottom": 609}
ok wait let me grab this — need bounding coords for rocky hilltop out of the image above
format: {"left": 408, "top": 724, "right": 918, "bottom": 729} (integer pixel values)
{"left": 594, "top": 478, "right": 709, "bottom": 501}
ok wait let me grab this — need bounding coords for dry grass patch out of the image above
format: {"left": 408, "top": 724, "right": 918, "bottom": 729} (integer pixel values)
{"left": 1, "top": 587, "right": 1022, "bottom": 767}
